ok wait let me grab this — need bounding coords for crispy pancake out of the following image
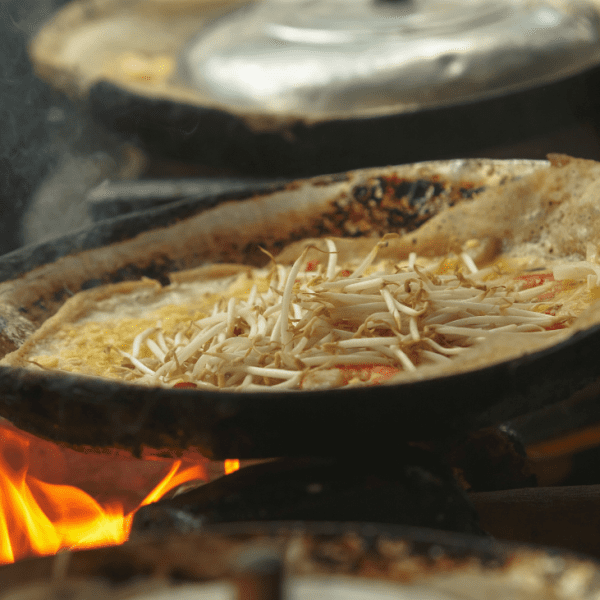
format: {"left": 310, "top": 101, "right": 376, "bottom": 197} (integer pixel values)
{"left": 3, "top": 155, "right": 600, "bottom": 391}
{"left": 2, "top": 242, "right": 598, "bottom": 391}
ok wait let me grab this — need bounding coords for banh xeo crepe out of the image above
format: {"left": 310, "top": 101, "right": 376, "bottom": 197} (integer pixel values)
{"left": 3, "top": 155, "right": 600, "bottom": 391}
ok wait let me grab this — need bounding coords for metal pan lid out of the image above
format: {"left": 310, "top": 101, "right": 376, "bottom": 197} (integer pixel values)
{"left": 183, "top": 0, "right": 600, "bottom": 116}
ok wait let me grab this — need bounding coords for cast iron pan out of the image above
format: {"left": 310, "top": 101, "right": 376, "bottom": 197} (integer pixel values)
{"left": 29, "top": 0, "right": 600, "bottom": 177}
{"left": 0, "top": 159, "right": 598, "bottom": 459}
{"left": 88, "top": 65, "right": 600, "bottom": 176}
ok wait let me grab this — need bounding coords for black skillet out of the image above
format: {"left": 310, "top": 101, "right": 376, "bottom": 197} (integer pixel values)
{"left": 88, "top": 64, "right": 600, "bottom": 177}
{"left": 0, "top": 159, "right": 598, "bottom": 459}
{"left": 29, "top": 0, "right": 600, "bottom": 177}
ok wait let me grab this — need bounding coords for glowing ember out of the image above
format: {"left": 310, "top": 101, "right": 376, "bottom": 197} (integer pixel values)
{"left": 0, "top": 421, "right": 207, "bottom": 564}
{"left": 224, "top": 459, "right": 240, "bottom": 475}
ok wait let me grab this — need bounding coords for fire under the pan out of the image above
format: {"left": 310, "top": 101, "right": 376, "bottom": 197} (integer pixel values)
{"left": 3, "top": 405, "right": 600, "bottom": 571}
{"left": 0, "top": 419, "right": 217, "bottom": 564}
{"left": 0, "top": 418, "right": 533, "bottom": 564}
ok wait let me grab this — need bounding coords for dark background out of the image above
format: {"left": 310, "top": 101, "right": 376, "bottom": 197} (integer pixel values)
{"left": 0, "top": 0, "right": 82, "bottom": 256}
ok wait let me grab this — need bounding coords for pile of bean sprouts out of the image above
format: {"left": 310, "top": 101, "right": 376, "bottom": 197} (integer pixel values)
{"left": 118, "top": 239, "right": 569, "bottom": 391}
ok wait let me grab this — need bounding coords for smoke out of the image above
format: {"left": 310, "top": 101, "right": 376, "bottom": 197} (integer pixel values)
{"left": 0, "top": 0, "right": 131, "bottom": 251}
{"left": 0, "top": 1, "right": 66, "bottom": 252}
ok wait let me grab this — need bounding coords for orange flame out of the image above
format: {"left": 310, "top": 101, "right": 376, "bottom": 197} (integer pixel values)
{"left": 224, "top": 459, "right": 240, "bottom": 475}
{"left": 0, "top": 421, "right": 207, "bottom": 564}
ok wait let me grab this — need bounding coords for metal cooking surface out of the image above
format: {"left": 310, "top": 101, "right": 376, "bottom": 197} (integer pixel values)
{"left": 184, "top": 0, "right": 600, "bottom": 116}
{"left": 28, "top": 0, "right": 600, "bottom": 175}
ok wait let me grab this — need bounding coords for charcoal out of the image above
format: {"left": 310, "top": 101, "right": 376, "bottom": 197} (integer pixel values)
{"left": 132, "top": 450, "right": 484, "bottom": 538}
